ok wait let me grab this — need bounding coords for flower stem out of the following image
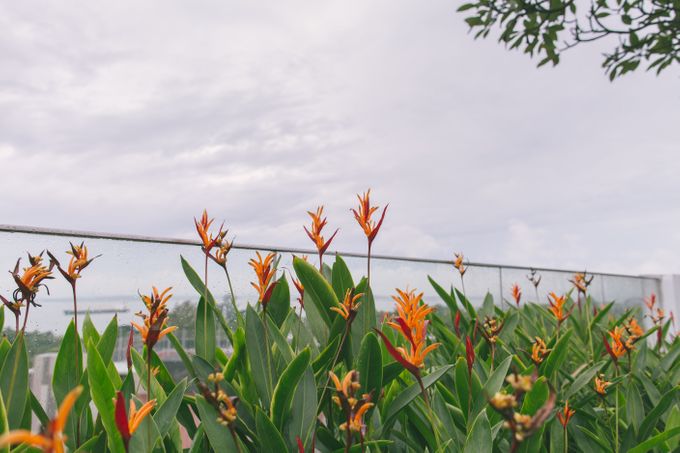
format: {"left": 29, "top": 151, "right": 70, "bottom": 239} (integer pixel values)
{"left": 21, "top": 300, "right": 30, "bottom": 335}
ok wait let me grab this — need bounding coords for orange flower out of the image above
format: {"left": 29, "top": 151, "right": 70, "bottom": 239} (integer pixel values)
{"left": 331, "top": 289, "right": 363, "bottom": 321}
{"left": 531, "top": 337, "right": 549, "bottom": 364}
{"left": 48, "top": 242, "right": 99, "bottom": 284}
{"left": 132, "top": 287, "right": 176, "bottom": 350}
{"left": 594, "top": 374, "right": 611, "bottom": 396}
{"left": 626, "top": 317, "right": 644, "bottom": 337}
{"left": 557, "top": 400, "right": 575, "bottom": 428}
{"left": 569, "top": 272, "right": 592, "bottom": 294}
{"left": 329, "top": 370, "right": 374, "bottom": 433}
{"left": 248, "top": 251, "right": 278, "bottom": 307}
{"left": 548, "top": 292, "right": 571, "bottom": 325}
{"left": 195, "top": 209, "right": 225, "bottom": 254}
{"left": 304, "top": 206, "right": 338, "bottom": 261}
{"left": 115, "top": 391, "right": 156, "bottom": 449}
{"left": 11, "top": 252, "right": 54, "bottom": 297}
{"left": 379, "top": 288, "right": 440, "bottom": 373}
{"left": 511, "top": 283, "right": 521, "bottom": 307}
{"left": 0, "top": 385, "right": 82, "bottom": 453}
{"left": 351, "top": 189, "right": 388, "bottom": 246}
{"left": 453, "top": 252, "right": 467, "bottom": 276}
{"left": 607, "top": 326, "right": 628, "bottom": 358}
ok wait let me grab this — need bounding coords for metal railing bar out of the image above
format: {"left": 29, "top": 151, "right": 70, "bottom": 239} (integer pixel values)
{"left": 0, "top": 224, "right": 659, "bottom": 281}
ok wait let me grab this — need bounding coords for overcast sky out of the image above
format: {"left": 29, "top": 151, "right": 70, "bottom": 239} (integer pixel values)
{"left": 1, "top": 0, "right": 679, "bottom": 276}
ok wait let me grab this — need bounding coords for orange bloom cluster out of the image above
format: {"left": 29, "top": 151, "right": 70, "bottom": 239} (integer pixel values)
{"left": 132, "top": 287, "right": 177, "bottom": 350}
{"left": 304, "top": 206, "right": 338, "bottom": 259}
{"left": 377, "top": 288, "right": 440, "bottom": 375}
{"left": 511, "top": 283, "right": 522, "bottom": 307}
{"left": 331, "top": 289, "right": 363, "bottom": 321}
{"left": 0, "top": 385, "right": 82, "bottom": 453}
{"left": 329, "top": 370, "right": 373, "bottom": 433}
{"left": 531, "top": 337, "right": 549, "bottom": 365}
{"left": 557, "top": 400, "right": 575, "bottom": 427}
{"left": 195, "top": 210, "right": 233, "bottom": 266}
{"left": 351, "top": 189, "right": 388, "bottom": 246}
{"left": 547, "top": 292, "right": 572, "bottom": 325}
{"left": 569, "top": 272, "right": 593, "bottom": 295}
{"left": 453, "top": 252, "right": 467, "bottom": 276}
{"left": 594, "top": 374, "right": 611, "bottom": 396}
{"left": 197, "top": 372, "right": 238, "bottom": 427}
{"left": 291, "top": 255, "right": 308, "bottom": 308}
{"left": 606, "top": 323, "right": 640, "bottom": 359}
{"left": 248, "top": 251, "right": 278, "bottom": 308}
{"left": 11, "top": 252, "right": 53, "bottom": 298}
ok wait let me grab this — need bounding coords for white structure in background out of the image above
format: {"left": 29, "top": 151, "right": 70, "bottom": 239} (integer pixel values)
{"left": 30, "top": 353, "right": 57, "bottom": 432}
{"left": 658, "top": 275, "right": 680, "bottom": 322}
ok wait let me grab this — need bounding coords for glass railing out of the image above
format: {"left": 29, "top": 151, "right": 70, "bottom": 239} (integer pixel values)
{"left": 0, "top": 225, "right": 661, "bottom": 359}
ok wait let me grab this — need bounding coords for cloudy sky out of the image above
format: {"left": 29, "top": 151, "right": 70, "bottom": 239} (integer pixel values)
{"left": 2, "top": 0, "right": 679, "bottom": 276}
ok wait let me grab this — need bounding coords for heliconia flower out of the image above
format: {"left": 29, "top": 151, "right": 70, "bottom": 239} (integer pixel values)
{"left": 197, "top": 373, "right": 238, "bottom": 427}
{"left": 506, "top": 374, "right": 534, "bottom": 392}
{"left": 547, "top": 292, "right": 572, "bottom": 325}
{"left": 212, "top": 236, "right": 233, "bottom": 267}
{"left": 511, "top": 283, "right": 522, "bottom": 307}
{"left": 594, "top": 374, "right": 611, "bottom": 396}
{"left": 330, "top": 288, "right": 363, "bottom": 321}
{"left": 453, "top": 252, "right": 467, "bottom": 276}
{"left": 531, "top": 337, "right": 549, "bottom": 365}
{"left": 329, "top": 370, "right": 374, "bottom": 434}
{"left": 296, "top": 437, "right": 305, "bottom": 453}
{"left": 248, "top": 251, "right": 278, "bottom": 308}
{"left": 303, "top": 206, "right": 338, "bottom": 260}
{"left": 569, "top": 272, "right": 592, "bottom": 295}
{"left": 0, "top": 294, "right": 22, "bottom": 320}
{"left": 0, "top": 385, "right": 82, "bottom": 452}
{"left": 644, "top": 293, "right": 657, "bottom": 312}
{"left": 115, "top": 391, "right": 156, "bottom": 450}
{"left": 194, "top": 209, "right": 225, "bottom": 254}
{"left": 465, "top": 336, "right": 475, "bottom": 376}
{"left": 557, "top": 401, "right": 575, "bottom": 428}
{"left": 377, "top": 288, "right": 440, "bottom": 375}
{"left": 132, "top": 287, "right": 177, "bottom": 351}
{"left": 351, "top": 189, "right": 388, "bottom": 246}
{"left": 47, "top": 242, "right": 99, "bottom": 284}
{"left": 626, "top": 317, "right": 644, "bottom": 337}
{"left": 11, "top": 252, "right": 54, "bottom": 298}
{"left": 489, "top": 391, "right": 517, "bottom": 410}
{"left": 291, "top": 255, "right": 308, "bottom": 308}
{"left": 481, "top": 316, "right": 504, "bottom": 344}
{"left": 126, "top": 324, "right": 135, "bottom": 370}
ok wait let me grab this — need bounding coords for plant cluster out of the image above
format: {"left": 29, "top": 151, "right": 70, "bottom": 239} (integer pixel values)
{"left": 0, "top": 191, "right": 677, "bottom": 452}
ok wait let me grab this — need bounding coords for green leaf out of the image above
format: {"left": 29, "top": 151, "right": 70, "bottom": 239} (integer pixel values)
{"left": 541, "top": 329, "right": 572, "bottom": 379}
{"left": 293, "top": 257, "right": 338, "bottom": 328}
{"left": 0, "top": 333, "right": 28, "bottom": 429}
{"left": 246, "top": 305, "right": 273, "bottom": 407}
{"left": 196, "top": 296, "right": 216, "bottom": 363}
{"left": 268, "top": 276, "right": 291, "bottom": 328}
{"left": 287, "top": 365, "right": 317, "bottom": 450}
{"left": 351, "top": 279, "right": 377, "bottom": 361}
{"left": 331, "top": 255, "right": 354, "bottom": 302}
{"left": 82, "top": 313, "right": 100, "bottom": 346}
{"left": 194, "top": 396, "right": 238, "bottom": 451}
{"left": 564, "top": 361, "right": 604, "bottom": 400}
{"left": 154, "top": 378, "right": 188, "bottom": 438}
{"left": 639, "top": 386, "right": 678, "bottom": 440}
{"left": 51, "top": 320, "right": 83, "bottom": 450}
{"left": 128, "top": 409, "right": 162, "bottom": 453}
{"left": 358, "top": 332, "right": 383, "bottom": 405}
{"left": 626, "top": 381, "right": 644, "bottom": 434}
{"left": 628, "top": 426, "right": 680, "bottom": 453}
{"left": 256, "top": 407, "right": 289, "bottom": 453}
{"left": 0, "top": 391, "right": 8, "bottom": 453}
{"left": 86, "top": 341, "right": 125, "bottom": 453}
{"left": 464, "top": 411, "right": 492, "bottom": 453}
{"left": 271, "top": 348, "right": 311, "bottom": 430}
{"left": 472, "top": 355, "right": 512, "bottom": 416}
{"left": 382, "top": 365, "right": 454, "bottom": 431}
{"left": 521, "top": 377, "right": 548, "bottom": 415}
{"left": 181, "top": 255, "right": 233, "bottom": 343}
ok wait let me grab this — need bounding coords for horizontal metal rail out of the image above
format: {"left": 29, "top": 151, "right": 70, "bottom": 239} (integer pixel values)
{"left": 0, "top": 224, "right": 658, "bottom": 281}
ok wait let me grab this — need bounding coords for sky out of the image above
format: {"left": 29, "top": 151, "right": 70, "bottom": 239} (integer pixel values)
{"left": 1, "top": 0, "right": 679, "bottom": 276}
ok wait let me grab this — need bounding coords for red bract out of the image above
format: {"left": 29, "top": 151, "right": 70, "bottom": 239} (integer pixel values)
{"left": 373, "top": 328, "right": 420, "bottom": 376}
{"left": 454, "top": 311, "right": 461, "bottom": 338}
{"left": 466, "top": 336, "right": 475, "bottom": 376}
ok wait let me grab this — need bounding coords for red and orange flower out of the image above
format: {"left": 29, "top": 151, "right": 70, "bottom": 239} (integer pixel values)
{"left": 329, "top": 370, "right": 374, "bottom": 434}
{"left": 249, "top": 251, "right": 278, "bottom": 308}
{"left": 547, "top": 292, "right": 572, "bottom": 326}
{"left": 331, "top": 288, "right": 363, "bottom": 322}
{"left": 304, "top": 206, "right": 338, "bottom": 268}
{"left": 115, "top": 391, "right": 156, "bottom": 450}
{"left": 511, "top": 283, "right": 522, "bottom": 307}
{"left": 351, "top": 189, "right": 388, "bottom": 247}
{"left": 132, "top": 287, "right": 177, "bottom": 351}
{"left": 557, "top": 400, "right": 575, "bottom": 428}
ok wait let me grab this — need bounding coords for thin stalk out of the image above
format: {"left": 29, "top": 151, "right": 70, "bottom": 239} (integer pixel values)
{"left": 367, "top": 242, "right": 372, "bottom": 288}
{"left": 224, "top": 266, "right": 242, "bottom": 325}
{"left": 14, "top": 314, "right": 19, "bottom": 340}
{"left": 72, "top": 283, "right": 81, "bottom": 447}
{"left": 344, "top": 412, "right": 352, "bottom": 453}
{"left": 261, "top": 306, "right": 273, "bottom": 396}
{"left": 294, "top": 304, "right": 303, "bottom": 354}
{"left": 563, "top": 426, "right": 568, "bottom": 453}
{"left": 229, "top": 426, "right": 243, "bottom": 453}
{"left": 614, "top": 369, "right": 619, "bottom": 453}
{"left": 318, "top": 251, "right": 323, "bottom": 273}
{"left": 146, "top": 345, "right": 153, "bottom": 451}
{"left": 21, "top": 300, "right": 30, "bottom": 334}
{"left": 417, "top": 374, "right": 442, "bottom": 449}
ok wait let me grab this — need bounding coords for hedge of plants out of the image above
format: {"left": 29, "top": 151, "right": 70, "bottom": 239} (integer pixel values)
{"left": 0, "top": 191, "right": 677, "bottom": 452}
